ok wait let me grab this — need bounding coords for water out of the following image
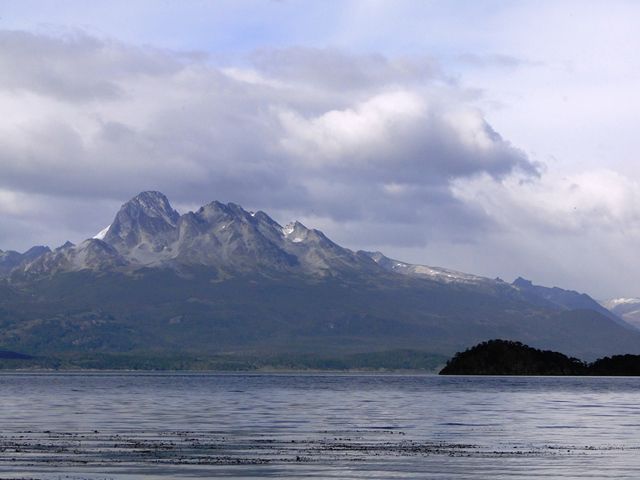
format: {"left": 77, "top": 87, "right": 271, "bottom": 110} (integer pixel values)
{"left": 1, "top": 373, "right": 640, "bottom": 478}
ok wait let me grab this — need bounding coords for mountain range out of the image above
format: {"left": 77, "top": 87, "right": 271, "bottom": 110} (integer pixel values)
{"left": 1, "top": 191, "right": 639, "bottom": 364}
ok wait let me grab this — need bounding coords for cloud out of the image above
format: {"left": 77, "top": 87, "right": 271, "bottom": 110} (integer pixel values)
{"left": 0, "top": 30, "right": 537, "bottom": 256}
{"left": 0, "top": 30, "right": 188, "bottom": 102}
{"left": 455, "top": 53, "right": 531, "bottom": 69}
{"left": 0, "top": 189, "right": 121, "bottom": 250}
{"left": 277, "top": 89, "right": 534, "bottom": 181}
{"left": 453, "top": 169, "right": 640, "bottom": 236}
{"left": 421, "top": 169, "right": 640, "bottom": 298}
{"left": 250, "top": 47, "right": 442, "bottom": 90}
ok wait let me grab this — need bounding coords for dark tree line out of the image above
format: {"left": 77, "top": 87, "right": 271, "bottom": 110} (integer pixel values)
{"left": 440, "top": 339, "right": 640, "bottom": 375}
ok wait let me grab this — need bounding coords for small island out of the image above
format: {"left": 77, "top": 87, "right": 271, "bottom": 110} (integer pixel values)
{"left": 440, "top": 339, "right": 640, "bottom": 376}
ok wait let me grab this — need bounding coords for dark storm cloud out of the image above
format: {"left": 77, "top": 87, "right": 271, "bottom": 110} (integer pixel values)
{"left": 0, "top": 30, "right": 538, "bottom": 250}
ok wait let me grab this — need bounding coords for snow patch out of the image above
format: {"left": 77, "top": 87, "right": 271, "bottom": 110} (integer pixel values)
{"left": 390, "top": 260, "right": 486, "bottom": 284}
{"left": 282, "top": 223, "right": 295, "bottom": 236}
{"left": 93, "top": 225, "right": 111, "bottom": 240}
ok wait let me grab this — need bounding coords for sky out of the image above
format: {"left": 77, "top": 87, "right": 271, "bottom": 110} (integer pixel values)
{"left": 0, "top": 0, "right": 639, "bottom": 299}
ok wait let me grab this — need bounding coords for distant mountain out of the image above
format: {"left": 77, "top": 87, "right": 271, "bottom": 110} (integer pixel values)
{"left": 12, "top": 191, "right": 378, "bottom": 279}
{"left": 0, "top": 191, "right": 638, "bottom": 364}
{"left": 0, "top": 245, "right": 50, "bottom": 276}
{"left": 512, "top": 277, "right": 629, "bottom": 327}
{"left": 603, "top": 298, "right": 640, "bottom": 329}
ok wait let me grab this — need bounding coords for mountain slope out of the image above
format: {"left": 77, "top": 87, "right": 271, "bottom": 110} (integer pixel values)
{"left": 512, "top": 277, "right": 630, "bottom": 328}
{"left": 363, "top": 251, "right": 498, "bottom": 285}
{"left": 2, "top": 266, "right": 638, "bottom": 360}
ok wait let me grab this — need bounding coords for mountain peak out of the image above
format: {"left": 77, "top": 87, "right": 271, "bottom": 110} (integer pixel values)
{"left": 57, "top": 241, "right": 75, "bottom": 251}
{"left": 104, "top": 191, "right": 180, "bottom": 250}
{"left": 282, "top": 221, "right": 309, "bottom": 243}
{"left": 124, "top": 191, "right": 180, "bottom": 224}
{"left": 364, "top": 251, "right": 386, "bottom": 263}
{"left": 513, "top": 277, "right": 533, "bottom": 288}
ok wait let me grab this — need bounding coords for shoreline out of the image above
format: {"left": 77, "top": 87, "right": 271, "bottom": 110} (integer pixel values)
{"left": 0, "top": 367, "right": 443, "bottom": 375}
{"left": 1, "top": 369, "right": 640, "bottom": 377}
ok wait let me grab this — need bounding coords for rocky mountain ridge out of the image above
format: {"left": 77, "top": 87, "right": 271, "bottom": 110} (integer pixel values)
{"left": 0, "top": 245, "right": 51, "bottom": 276}
{"left": 5, "top": 191, "right": 382, "bottom": 279}
{"left": 0, "top": 191, "right": 638, "bottom": 362}
{"left": 0, "top": 191, "right": 630, "bottom": 328}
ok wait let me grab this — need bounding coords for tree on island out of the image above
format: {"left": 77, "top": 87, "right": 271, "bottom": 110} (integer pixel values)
{"left": 439, "top": 339, "right": 588, "bottom": 375}
{"left": 589, "top": 355, "right": 640, "bottom": 376}
{"left": 440, "top": 339, "right": 640, "bottom": 375}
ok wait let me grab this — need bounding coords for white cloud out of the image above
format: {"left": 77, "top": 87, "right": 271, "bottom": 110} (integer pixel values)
{"left": 277, "top": 90, "right": 426, "bottom": 164}
{"left": 434, "top": 169, "right": 640, "bottom": 298}
{"left": 0, "top": 31, "right": 534, "bottom": 254}
{"left": 453, "top": 170, "right": 640, "bottom": 235}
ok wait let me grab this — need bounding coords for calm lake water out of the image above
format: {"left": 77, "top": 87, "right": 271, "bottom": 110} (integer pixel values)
{"left": 0, "top": 373, "right": 639, "bottom": 479}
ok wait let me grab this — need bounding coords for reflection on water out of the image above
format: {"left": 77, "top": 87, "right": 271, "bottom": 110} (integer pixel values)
{"left": 0, "top": 373, "right": 639, "bottom": 478}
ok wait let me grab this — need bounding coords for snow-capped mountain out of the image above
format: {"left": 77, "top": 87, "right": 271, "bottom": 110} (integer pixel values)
{"left": 3, "top": 191, "right": 516, "bottom": 284}
{"left": 7, "top": 191, "right": 380, "bottom": 278}
{"left": 603, "top": 298, "right": 640, "bottom": 329}
{"left": 2, "top": 191, "right": 639, "bottom": 362}
{"left": 0, "top": 192, "right": 633, "bottom": 325}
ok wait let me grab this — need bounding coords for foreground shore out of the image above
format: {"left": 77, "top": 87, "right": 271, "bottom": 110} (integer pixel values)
{"left": 0, "top": 427, "right": 617, "bottom": 479}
